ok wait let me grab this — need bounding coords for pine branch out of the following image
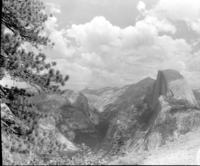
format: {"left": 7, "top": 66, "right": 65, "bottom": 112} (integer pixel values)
{"left": 1, "top": 0, "right": 69, "bottom": 156}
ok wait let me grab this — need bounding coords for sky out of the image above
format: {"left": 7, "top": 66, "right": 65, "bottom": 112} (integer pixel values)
{"left": 1, "top": 0, "right": 200, "bottom": 90}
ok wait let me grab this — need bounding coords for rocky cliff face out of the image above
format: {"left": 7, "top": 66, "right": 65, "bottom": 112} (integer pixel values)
{"left": 141, "top": 70, "right": 200, "bottom": 151}
{"left": 61, "top": 90, "right": 101, "bottom": 125}
{"left": 35, "top": 90, "right": 106, "bottom": 150}
{"left": 146, "top": 69, "right": 198, "bottom": 111}
{"left": 96, "top": 69, "right": 200, "bottom": 159}
{"left": 193, "top": 89, "right": 200, "bottom": 107}
{"left": 36, "top": 90, "right": 101, "bottom": 131}
{"left": 145, "top": 95, "right": 200, "bottom": 151}
{"left": 86, "top": 77, "right": 156, "bottom": 156}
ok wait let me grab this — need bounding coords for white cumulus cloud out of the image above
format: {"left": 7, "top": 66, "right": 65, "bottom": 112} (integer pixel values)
{"left": 137, "top": 1, "right": 146, "bottom": 13}
{"left": 46, "top": 16, "right": 199, "bottom": 90}
{"left": 149, "top": 0, "right": 200, "bottom": 34}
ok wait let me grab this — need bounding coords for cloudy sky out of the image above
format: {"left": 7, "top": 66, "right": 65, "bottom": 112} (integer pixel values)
{"left": 1, "top": 0, "right": 200, "bottom": 90}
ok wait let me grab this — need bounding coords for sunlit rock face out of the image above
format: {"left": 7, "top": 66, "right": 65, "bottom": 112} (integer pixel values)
{"left": 1, "top": 103, "right": 15, "bottom": 121}
{"left": 97, "top": 70, "right": 200, "bottom": 157}
{"left": 146, "top": 69, "right": 198, "bottom": 111}
{"left": 38, "top": 116, "right": 79, "bottom": 152}
{"left": 143, "top": 70, "right": 200, "bottom": 151}
{"left": 145, "top": 95, "right": 200, "bottom": 151}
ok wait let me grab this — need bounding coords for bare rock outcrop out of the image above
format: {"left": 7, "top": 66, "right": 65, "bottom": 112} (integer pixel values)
{"left": 144, "top": 70, "right": 200, "bottom": 151}
{"left": 146, "top": 69, "right": 198, "bottom": 111}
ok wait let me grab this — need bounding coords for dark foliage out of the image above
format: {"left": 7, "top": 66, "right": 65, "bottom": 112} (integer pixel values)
{"left": 1, "top": 0, "right": 69, "bottom": 157}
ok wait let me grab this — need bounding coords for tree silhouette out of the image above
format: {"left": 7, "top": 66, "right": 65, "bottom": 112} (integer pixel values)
{"left": 1, "top": 0, "right": 69, "bottom": 157}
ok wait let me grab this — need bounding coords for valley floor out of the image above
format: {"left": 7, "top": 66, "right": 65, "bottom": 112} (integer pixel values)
{"left": 142, "top": 129, "right": 200, "bottom": 165}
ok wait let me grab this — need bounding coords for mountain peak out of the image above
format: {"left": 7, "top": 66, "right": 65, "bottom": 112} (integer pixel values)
{"left": 146, "top": 69, "right": 198, "bottom": 110}
{"left": 158, "top": 69, "right": 184, "bottom": 83}
{"left": 139, "top": 77, "right": 155, "bottom": 83}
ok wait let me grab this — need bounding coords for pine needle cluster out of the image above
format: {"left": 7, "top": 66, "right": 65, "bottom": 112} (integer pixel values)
{"left": 1, "top": 0, "right": 69, "bottom": 160}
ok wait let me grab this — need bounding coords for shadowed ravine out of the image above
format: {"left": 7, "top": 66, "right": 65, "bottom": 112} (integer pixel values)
{"left": 73, "top": 118, "right": 110, "bottom": 151}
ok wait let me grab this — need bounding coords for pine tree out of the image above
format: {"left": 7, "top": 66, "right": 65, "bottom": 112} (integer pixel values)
{"left": 1, "top": 0, "right": 69, "bottom": 159}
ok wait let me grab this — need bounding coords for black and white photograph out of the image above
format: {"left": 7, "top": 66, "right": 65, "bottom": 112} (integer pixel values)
{"left": 1, "top": 0, "right": 200, "bottom": 165}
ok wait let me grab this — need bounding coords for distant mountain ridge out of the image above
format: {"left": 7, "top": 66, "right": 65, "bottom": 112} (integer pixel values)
{"left": 81, "top": 86, "right": 120, "bottom": 96}
{"left": 4, "top": 69, "right": 199, "bottom": 161}
{"left": 81, "top": 77, "right": 155, "bottom": 113}
{"left": 81, "top": 69, "right": 200, "bottom": 158}
{"left": 29, "top": 69, "right": 200, "bottom": 157}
